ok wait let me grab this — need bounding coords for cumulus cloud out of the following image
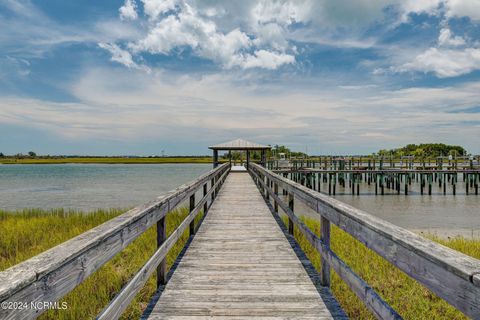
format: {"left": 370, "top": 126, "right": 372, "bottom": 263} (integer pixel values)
{"left": 119, "top": 0, "right": 138, "bottom": 21}
{"left": 400, "top": 0, "right": 441, "bottom": 21}
{"left": 141, "top": 0, "right": 178, "bottom": 20}
{"left": 124, "top": 1, "right": 296, "bottom": 70}
{"left": 397, "top": 47, "right": 480, "bottom": 78}
{"left": 400, "top": 0, "right": 480, "bottom": 22}
{"left": 445, "top": 0, "right": 480, "bottom": 21}
{"left": 394, "top": 27, "right": 479, "bottom": 78}
{"left": 438, "top": 28, "right": 466, "bottom": 46}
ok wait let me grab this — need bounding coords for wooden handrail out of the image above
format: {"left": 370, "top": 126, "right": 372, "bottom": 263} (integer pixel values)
{"left": 249, "top": 163, "right": 480, "bottom": 319}
{"left": 97, "top": 167, "right": 229, "bottom": 319}
{"left": 0, "top": 163, "right": 230, "bottom": 320}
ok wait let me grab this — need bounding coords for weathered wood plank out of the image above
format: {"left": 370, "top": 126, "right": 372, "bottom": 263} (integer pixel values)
{"left": 250, "top": 166, "right": 400, "bottom": 319}
{"left": 147, "top": 172, "right": 339, "bottom": 319}
{"left": 251, "top": 163, "right": 480, "bottom": 319}
{"left": 97, "top": 167, "right": 230, "bottom": 319}
{"left": 0, "top": 164, "right": 229, "bottom": 320}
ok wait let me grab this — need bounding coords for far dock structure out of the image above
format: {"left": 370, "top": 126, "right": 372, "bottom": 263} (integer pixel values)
{"left": 268, "top": 156, "right": 480, "bottom": 196}
{"left": 1, "top": 141, "right": 480, "bottom": 319}
{"left": 209, "top": 138, "right": 271, "bottom": 169}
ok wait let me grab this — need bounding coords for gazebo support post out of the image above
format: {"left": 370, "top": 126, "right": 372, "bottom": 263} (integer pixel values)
{"left": 246, "top": 150, "right": 250, "bottom": 170}
{"left": 213, "top": 150, "right": 218, "bottom": 168}
{"left": 229, "top": 150, "right": 232, "bottom": 167}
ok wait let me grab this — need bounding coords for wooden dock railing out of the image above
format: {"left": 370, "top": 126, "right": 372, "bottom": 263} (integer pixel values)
{"left": 0, "top": 163, "right": 230, "bottom": 320}
{"left": 249, "top": 163, "right": 480, "bottom": 319}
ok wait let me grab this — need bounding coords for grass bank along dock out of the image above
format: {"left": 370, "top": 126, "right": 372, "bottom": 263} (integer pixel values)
{"left": 1, "top": 162, "right": 480, "bottom": 319}
{"left": 268, "top": 157, "right": 480, "bottom": 196}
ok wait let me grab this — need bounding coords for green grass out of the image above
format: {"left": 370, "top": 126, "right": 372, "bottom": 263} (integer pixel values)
{"left": 284, "top": 215, "right": 480, "bottom": 320}
{"left": 0, "top": 208, "right": 201, "bottom": 319}
{"left": 1, "top": 209, "right": 479, "bottom": 319}
{"left": 0, "top": 157, "right": 213, "bottom": 164}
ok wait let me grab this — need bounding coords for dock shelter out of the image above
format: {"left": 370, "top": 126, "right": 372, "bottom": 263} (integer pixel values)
{"left": 209, "top": 138, "right": 271, "bottom": 168}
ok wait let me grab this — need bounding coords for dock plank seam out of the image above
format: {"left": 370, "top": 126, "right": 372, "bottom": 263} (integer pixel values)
{"left": 144, "top": 172, "right": 344, "bottom": 319}
{"left": 255, "top": 178, "right": 348, "bottom": 320}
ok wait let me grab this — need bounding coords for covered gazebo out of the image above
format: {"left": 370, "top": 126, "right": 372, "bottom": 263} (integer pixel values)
{"left": 209, "top": 139, "right": 271, "bottom": 169}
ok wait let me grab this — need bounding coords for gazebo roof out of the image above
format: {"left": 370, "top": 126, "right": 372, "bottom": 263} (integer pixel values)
{"left": 209, "top": 139, "right": 271, "bottom": 150}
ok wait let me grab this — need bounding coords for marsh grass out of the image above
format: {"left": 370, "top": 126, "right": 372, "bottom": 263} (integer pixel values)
{"left": 2, "top": 209, "right": 479, "bottom": 319}
{"left": 0, "top": 208, "right": 201, "bottom": 320}
{"left": 283, "top": 215, "right": 480, "bottom": 320}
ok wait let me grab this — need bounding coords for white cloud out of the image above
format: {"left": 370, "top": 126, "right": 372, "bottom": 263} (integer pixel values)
{"left": 400, "top": 0, "right": 480, "bottom": 23}
{"left": 393, "top": 26, "right": 479, "bottom": 78}
{"left": 400, "top": 0, "right": 441, "bottom": 21}
{"left": 119, "top": 0, "right": 138, "bottom": 21}
{"left": 445, "top": 0, "right": 480, "bottom": 21}
{"left": 141, "top": 0, "right": 179, "bottom": 20}
{"left": 3, "top": 67, "right": 479, "bottom": 153}
{"left": 98, "top": 42, "right": 150, "bottom": 72}
{"left": 241, "top": 50, "right": 295, "bottom": 69}
{"left": 438, "top": 28, "right": 466, "bottom": 46}
{"left": 397, "top": 47, "right": 480, "bottom": 77}
{"left": 126, "top": 1, "right": 295, "bottom": 70}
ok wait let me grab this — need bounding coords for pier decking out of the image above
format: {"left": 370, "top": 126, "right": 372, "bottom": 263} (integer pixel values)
{"left": 145, "top": 172, "right": 341, "bottom": 319}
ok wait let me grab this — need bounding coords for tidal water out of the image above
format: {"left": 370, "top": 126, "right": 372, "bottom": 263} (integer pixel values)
{"left": 0, "top": 164, "right": 210, "bottom": 211}
{"left": 292, "top": 178, "right": 480, "bottom": 238}
{"left": 0, "top": 164, "right": 478, "bottom": 237}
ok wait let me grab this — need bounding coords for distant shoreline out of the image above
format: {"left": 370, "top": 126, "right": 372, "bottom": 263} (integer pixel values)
{"left": 0, "top": 157, "right": 213, "bottom": 164}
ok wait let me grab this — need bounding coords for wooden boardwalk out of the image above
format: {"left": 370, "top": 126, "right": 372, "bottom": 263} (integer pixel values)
{"left": 145, "top": 172, "right": 340, "bottom": 319}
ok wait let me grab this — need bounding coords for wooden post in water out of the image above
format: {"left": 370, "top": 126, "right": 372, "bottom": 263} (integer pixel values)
{"left": 453, "top": 174, "right": 456, "bottom": 195}
{"left": 443, "top": 174, "right": 446, "bottom": 195}
{"left": 381, "top": 175, "right": 385, "bottom": 195}
{"left": 333, "top": 173, "right": 336, "bottom": 195}
{"left": 428, "top": 174, "right": 432, "bottom": 195}
{"left": 328, "top": 174, "right": 331, "bottom": 195}
{"left": 466, "top": 174, "right": 469, "bottom": 195}
{"left": 320, "top": 216, "right": 331, "bottom": 287}
{"left": 156, "top": 216, "right": 167, "bottom": 287}
{"left": 404, "top": 174, "right": 408, "bottom": 195}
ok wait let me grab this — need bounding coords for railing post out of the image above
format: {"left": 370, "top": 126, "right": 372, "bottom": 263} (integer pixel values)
{"left": 156, "top": 216, "right": 167, "bottom": 287}
{"left": 189, "top": 194, "right": 195, "bottom": 236}
{"left": 288, "top": 193, "right": 294, "bottom": 235}
{"left": 203, "top": 183, "right": 208, "bottom": 214}
{"left": 274, "top": 182, "right": 278, "bottom": 213}
{"left": 211, "top": 177, "right": 215, "bottom": 201}
{"left": 265, "top": 177, "right": 270, "bottom": 200}
{"left": 320, "top": 216, "right": 331, "bottom": 287}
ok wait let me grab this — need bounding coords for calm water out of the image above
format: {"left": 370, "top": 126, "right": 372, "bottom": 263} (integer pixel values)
{"left": 0, "top": 164, "right": 210, "bottom": 210}
{"left": 0, "top": 164, "right": 478, "bottom": 236}
{"left": 292, "top": 178, "right": 480, "bottom": 237}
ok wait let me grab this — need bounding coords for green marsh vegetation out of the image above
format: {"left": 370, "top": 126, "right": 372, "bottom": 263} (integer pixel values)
{"left": 284, "top": 215, "right": 480, "bottom": 320}
{"left": 1, "top": 209, "right": 479, "bottom": 319}
{"left": 0, "top": 208, "right": 200, "bottom": 319}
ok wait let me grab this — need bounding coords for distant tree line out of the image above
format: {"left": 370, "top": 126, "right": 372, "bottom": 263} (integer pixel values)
{"left": 0, "top": 151, "right": 37, "bottom": 158}
{"left": 376, "top": 143, "right": 467, "bottom": 158}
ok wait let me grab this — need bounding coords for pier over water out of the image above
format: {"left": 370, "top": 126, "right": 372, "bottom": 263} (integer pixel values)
{"left": 1, "top": 141, "right": 479, "bottom": 319}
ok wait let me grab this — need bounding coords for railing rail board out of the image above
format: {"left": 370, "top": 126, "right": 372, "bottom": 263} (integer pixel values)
{"left": 97, "top": 168, "right": 229, "bottom": 319}
{"left": 249, "top": 163, "right": 480, "bottom": 319}
{"left": 0, "top": 163, "right": 229, "bottom": 320}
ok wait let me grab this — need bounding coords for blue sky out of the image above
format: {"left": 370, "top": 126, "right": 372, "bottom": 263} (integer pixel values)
{"left": 1, "top": 0, "right": 479, "bottom": 155}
